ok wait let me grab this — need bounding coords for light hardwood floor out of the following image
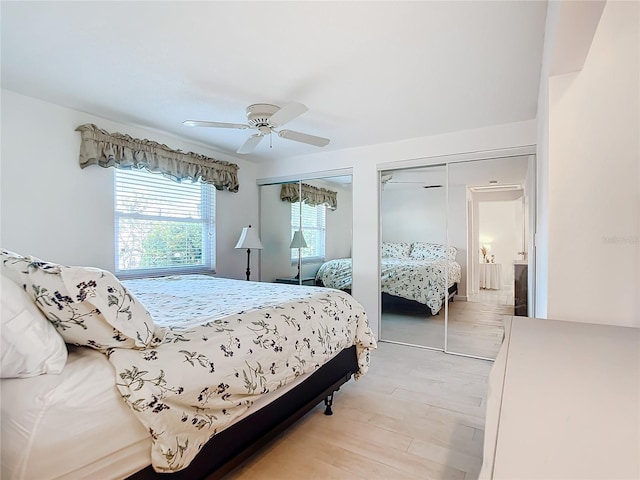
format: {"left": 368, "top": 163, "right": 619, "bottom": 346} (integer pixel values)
{"left": 226, "top": 342, "right": 493, "bottom": 479}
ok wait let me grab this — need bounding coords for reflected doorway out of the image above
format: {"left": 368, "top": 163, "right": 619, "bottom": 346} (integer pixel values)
{"left": 467, "top": 187, "right": 525, "bottom": 308}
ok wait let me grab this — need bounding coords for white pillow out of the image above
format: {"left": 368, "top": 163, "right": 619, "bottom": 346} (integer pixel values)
{"left": 1, "top": 274, "right": 68, "bottom": 378}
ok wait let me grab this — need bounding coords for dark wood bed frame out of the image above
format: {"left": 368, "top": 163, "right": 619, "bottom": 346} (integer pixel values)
{"left": 128, "top": 345, "right": 359, "bottom": 480}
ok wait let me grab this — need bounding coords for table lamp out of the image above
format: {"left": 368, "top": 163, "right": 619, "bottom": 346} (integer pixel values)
{"left": 235, "top": 225, "right": 263, "bottom": 280}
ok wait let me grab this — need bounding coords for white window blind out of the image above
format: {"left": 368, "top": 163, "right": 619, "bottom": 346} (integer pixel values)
{"left": 114, "top": 169, "right": 215, "bottom": 276}
{"left": 291, "top": 202, "right": 326, "bottom": 263}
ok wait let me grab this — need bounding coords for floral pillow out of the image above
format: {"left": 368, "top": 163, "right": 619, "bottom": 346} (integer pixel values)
{"left": 1, "top": 250, "right": 166, "bottom": 352}
{"left": 409, "top": 242, "right": 457, "bottom": 261}
{"left": 381, "top": 242, "right": 412, "bottom": 258}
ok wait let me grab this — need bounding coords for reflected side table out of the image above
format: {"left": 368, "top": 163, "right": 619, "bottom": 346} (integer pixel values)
{"left": 479, "top": 262, "right": 502, "bottom": 290}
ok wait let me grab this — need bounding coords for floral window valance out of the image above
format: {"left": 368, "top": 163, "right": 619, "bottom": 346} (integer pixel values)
{"left": 280, "top": 182, "right": 337, "bottom": 210}
{"left": 76, "top": 124, "right": 239, "bottom": 192}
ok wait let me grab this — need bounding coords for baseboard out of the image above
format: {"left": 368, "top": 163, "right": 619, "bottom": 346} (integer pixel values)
{"left": 454, "top": 294, "right": 469, "bottom": 302}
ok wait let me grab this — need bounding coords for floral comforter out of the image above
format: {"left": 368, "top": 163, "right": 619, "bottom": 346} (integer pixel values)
{"left": 113, "top": 275, "right": 376, "bottom": 473}
{"left": 316, "top": 257, "right": 461, "bottom": 315}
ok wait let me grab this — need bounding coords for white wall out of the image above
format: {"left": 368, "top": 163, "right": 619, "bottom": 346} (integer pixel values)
{"left": 258, "top": 120, "right": 537, "bottom": 337}
{"left": 547, "top": 1, "right": 640, "bottom": 327}
{"left": 534, "top": 0, "right": 562, "bottom": 320}
{"left": 0, "top": 90, "right": 260, "bottom": 280}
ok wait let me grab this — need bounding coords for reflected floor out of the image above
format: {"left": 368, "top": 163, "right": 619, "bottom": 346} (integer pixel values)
{"left": 381, "top": 290, "right": 512, "bottom": 359}
{"left": 468, "top": 285, "right": 514, "bottom": 306}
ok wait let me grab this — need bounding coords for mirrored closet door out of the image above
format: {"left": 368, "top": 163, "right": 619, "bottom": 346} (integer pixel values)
{"left": 380, "top": 164, "right": 448, "bottom": 350}
{"left": 379, "top": 155, "right": 535, "bottom": 360}
{"left": 259, "top": 174, "right": 353, "bottom": 288}
{"left": 446, "top": 156, "right": 532, "bottom": 359}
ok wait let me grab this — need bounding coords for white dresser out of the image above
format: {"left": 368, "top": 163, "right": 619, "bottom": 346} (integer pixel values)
{"left": 480, "top": 317, "right": 640, "bottom": 479}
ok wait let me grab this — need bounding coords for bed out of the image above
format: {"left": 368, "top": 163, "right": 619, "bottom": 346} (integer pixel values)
{"left": 316, "top": 241, "right": 461, "bottom": 315}
{"left": 1, "top": 249, "right": 376, "bottom": 479}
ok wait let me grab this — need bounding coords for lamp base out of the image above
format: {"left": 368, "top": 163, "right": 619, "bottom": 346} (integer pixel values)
{"left": 245, "top": 248, "right": 252, "bottom": 281}
{"left": 295, "top": 255, "right": 301, "bottom": 280}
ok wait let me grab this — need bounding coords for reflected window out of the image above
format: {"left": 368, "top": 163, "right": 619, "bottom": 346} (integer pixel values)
{"left": 291, "top": 202, "right": 326, "bottom": 263}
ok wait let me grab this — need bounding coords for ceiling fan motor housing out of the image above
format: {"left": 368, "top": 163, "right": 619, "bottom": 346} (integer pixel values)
{"left": 246, "top": 104, "right": 279, "bottom": 131}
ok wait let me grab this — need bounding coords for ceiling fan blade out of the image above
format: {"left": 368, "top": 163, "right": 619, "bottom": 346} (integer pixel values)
{"left": 237, "top": 134, "right": 264, "bottom": 154}
{"left": 183, "top": 120, "right": 250, "bottom": 129}
{"left": 268, "top": 102, "right": 308, "bottom": 127}
{"left": 278, "top": 129, "right": 330, "bottom": 147}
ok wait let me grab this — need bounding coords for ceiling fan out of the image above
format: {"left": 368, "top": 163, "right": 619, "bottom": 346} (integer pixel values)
{"left": 183, "top": 102, "right": 330, "bottom": 154}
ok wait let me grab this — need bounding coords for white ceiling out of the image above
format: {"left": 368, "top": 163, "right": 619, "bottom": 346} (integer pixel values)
{"left": 0, "top": 1, "right": 547, "bottom": 162}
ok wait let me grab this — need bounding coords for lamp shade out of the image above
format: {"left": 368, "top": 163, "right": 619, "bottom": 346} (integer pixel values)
{"left": 289, "top": 230, "right": 308, "bottom": 249}
{"left": 235, "top": 226, "right": 264, "bottom": 249}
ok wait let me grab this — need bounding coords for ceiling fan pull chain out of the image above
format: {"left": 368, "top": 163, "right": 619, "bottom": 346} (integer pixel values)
{"left": 270, "top": 133, "right": 273, "bottom": 149}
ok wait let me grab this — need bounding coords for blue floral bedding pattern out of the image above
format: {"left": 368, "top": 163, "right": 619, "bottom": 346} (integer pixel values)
{"left": 316, "top": 257, "right": 461, "bottom": 315}
{"left": 113, "top": 275, "right": 376, "bottom": 473}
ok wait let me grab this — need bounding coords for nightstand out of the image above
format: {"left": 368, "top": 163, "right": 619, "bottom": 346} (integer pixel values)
{"left": 275, "top": 277, "right": 316, "bottom": 286}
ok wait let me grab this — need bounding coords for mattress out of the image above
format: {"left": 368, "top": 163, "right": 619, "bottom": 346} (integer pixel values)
{"left": 1, "top": 346, "right": 151, "bottom": 480}
{"left": 1, "top": 344, "right": 344, "bottom": 480}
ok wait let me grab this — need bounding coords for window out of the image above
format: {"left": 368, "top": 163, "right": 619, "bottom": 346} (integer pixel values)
{"left": 115, "top": 169, "right": 215, "bottom": 276}
{"left": 291, "top": 202, "right": 326, "bottom": 263}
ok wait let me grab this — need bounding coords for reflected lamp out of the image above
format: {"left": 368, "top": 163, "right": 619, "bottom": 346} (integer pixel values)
{"left": 289, "top": 230, "right": 308, "bottom": 279}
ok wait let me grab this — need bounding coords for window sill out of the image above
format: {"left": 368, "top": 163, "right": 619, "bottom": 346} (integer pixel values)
{"left": 116, "top": 267, "right": 215, "bottom": 280}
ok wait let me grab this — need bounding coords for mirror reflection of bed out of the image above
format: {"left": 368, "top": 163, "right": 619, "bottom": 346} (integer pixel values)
{"left": 380, "top": 156, "right": 533, "bottom": 360}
